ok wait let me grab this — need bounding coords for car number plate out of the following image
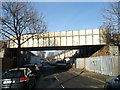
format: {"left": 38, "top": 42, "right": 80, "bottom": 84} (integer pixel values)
{"left": 3, "top": 80, "right": 12, "bottom": 84}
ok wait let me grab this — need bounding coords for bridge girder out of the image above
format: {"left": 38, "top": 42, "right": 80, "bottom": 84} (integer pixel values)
{"left": 8, "top": 45, "right": 105, "bottom": 51}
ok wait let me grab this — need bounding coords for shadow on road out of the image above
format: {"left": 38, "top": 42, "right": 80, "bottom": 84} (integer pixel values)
{"left": 41, "top": 67, "right": 71, "bottom": 77}
{"left": 57, "top": 70, "right": 84, "bottom": 87}
{"left": 35, "top": 67, "right": 72, "bottom": 88}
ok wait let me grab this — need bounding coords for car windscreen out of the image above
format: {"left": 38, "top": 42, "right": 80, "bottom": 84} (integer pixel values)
{"left": 2, "top": 70, "right": 24, "bottom": 78}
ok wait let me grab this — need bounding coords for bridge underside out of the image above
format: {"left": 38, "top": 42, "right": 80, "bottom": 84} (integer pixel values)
{"left": 7, "top": 45, "right": 105, "bottom": 59}
{"left": 9, "top": 45, "right": 105, "bottom": 51}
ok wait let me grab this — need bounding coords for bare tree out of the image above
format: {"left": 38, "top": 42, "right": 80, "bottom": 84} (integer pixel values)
{"left": 1, "top": 2, "right": 47, "bottom": 48}
{"left": 100, "top": 2, "right": 120, "bottom": 45}
{"left": 100, "top": 23, "right": 114, "bottom": 45}
{"left": 0, "top": 2, "right": 47, "bottom": 67}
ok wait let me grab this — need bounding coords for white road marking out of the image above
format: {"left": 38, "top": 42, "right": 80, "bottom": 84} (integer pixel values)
{"left": 55, "top": 75, "right": 59, "bottom": 81}
{"left": 61, "top": 84, "right": 65, "bottom": 88}
{"left": 90, "top": 86, "right": 98, "bottom": 88}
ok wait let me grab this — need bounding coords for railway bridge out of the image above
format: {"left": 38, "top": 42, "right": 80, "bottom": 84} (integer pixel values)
{"left": 8, "top": 28, "right": 107, "bottom": 51}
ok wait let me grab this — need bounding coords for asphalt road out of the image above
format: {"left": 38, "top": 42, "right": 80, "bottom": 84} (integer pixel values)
{"left": 35, "top": 65, "right": 105, "bottom": 89}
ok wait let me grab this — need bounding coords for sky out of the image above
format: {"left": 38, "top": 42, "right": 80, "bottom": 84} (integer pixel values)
{"left": 32, "top": 2, "right": 110, "bottom": 32}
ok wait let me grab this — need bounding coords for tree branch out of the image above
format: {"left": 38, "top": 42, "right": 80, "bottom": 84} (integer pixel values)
{"left": 20, "top": 35, "right": 34, "bottom": 45}
{"left": 2, "top": 33, "right": 18, "bottom": 45}
{"left": 2, "top": 19, "right": 15, "bottom": 32}
{"left": 2, "top": 19, "right": 19, "bottom": 39}
{"left": 1, "top": 28, "right": 17, "bottom": 39}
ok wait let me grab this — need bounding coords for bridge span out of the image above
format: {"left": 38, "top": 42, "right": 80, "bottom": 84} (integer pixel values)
{"left": 9, "top": 45, "right": 105, "bottom": 51}
{"left": 8, "top": 28, "right": 107, "bottom": 49}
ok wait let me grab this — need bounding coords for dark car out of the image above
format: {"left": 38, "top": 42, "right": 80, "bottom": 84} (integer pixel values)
{"left": 40, "top": 61, "right": 55, "bottom": 70}
{"left": 48, "top": 62, "right": 56, "bottom": 66}
{"left": 104, "top": 74, "right": 120, "bottom": 90}
{"left": 2, "top": 68, "right": 36, "bottom": 89}
{"left": 23, "top": 64, "right": 40, "bottom": 78}
{"left": 56, "top": 60, "right": 72, "bottom": 69}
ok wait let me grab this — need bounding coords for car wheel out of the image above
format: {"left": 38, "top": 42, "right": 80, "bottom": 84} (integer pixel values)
{"left": 104, "top": 83, "right": 112, "bottom": 90}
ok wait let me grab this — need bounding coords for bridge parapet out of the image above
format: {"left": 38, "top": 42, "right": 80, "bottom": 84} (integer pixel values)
{"left": 8, "top": 28, "right": 107, "bottom": 48}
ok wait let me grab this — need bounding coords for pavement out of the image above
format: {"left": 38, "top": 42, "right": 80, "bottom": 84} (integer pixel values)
{"left": 68, "top": 68, "right": 115, "bottom": 83}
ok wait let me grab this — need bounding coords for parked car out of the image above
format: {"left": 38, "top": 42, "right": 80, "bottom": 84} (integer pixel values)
{"left": 104, "top": 74, "right": 120, "bottom": 90}
{"left": 40, "top": 61, "right": 55, "bottom": 70}
{"left": 48, "top": 62, "right": 56, "bottom": 66}
{"left": 23, "top": 64, "right": 40, "bottom": 78}
{"left": 2, "top": 68, "right": 36, "bottom": 89}
{"left": 56, "top": 60, "right": 72, "bottom": 69}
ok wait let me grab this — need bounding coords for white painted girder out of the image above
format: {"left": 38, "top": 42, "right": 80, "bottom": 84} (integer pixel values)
{"left": 8, "top": 29, "right": 106, "bottom": 48}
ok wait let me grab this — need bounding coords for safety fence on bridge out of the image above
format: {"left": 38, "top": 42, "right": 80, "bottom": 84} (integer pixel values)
{"left": 8, "top": 28, "right": 107, "bottom": 48}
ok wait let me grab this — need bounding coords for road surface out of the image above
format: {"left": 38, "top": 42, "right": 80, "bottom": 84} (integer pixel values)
{"left": 35, "top": 65, "right": 104, "bottom": 88}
